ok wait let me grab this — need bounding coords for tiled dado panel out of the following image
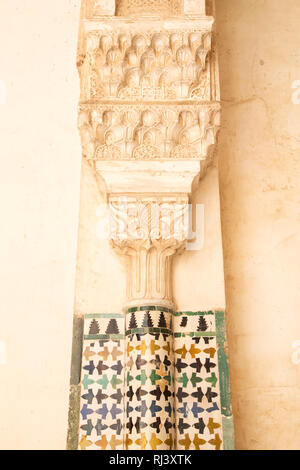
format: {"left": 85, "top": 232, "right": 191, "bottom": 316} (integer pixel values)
{"left": 173, "top": 311, "right": 234, "bottom": 450}
{"left": 125, "top": 306, "right": 175, "bottom": 450}
{"left": 78, "top": 314, "right": 126, "bottom": 450}
{"left": 76, "top": 311, "right": 234, "bottom": 450}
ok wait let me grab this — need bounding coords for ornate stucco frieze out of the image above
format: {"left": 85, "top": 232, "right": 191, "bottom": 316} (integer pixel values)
{"left": 79, "top": 104, "right": 220, "bottom": 161}
{"left": 79, "top": 27, "right": 213, "bottom": 102}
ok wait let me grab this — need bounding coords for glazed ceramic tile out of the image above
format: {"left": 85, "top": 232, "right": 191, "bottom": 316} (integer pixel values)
{"left": 78, "top": 314, "right": 125, "bottom": 450}
{"left": 124, "top": 306, "right": 175, "bottom": 450}
{"left": 77, "top": 310, "right": 234, "bottom": 450}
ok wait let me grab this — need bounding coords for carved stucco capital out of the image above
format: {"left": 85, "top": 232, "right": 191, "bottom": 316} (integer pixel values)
{"left": 108, "top": 195, "right": 188, "bottom": 309}
{"left": 113, "top": 237, "right": 186, "bottom": 310}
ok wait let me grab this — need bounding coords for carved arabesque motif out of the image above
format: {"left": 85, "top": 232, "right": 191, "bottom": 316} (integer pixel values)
{"left": 109, "top": 196, "right": 189, "bottom": 241}
{"left": 116, "top": 0, "right": 183, "bottom": 17}
{"left": 90, "top": 0, "right": 116, "bottom": 15}
{"left": 78, "top": 104, "right": 220, "bottom": 160}
{"left": 79, "top": 30, "right": 211, "bottom": 101}
{"left": 110, "top": 195, "right": 188, "bottom": 305}
{"left": 113, "top": 238, "right": 184, "bottom": 304}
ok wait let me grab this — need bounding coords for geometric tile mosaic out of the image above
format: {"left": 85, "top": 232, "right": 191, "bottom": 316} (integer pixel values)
{"left": 125, "top": 307, "right": 175, "bottom": 450}
{"left": 174, "top": 315, "right": 222, "bottom": 449}
{"left": 77, "top": 310, "right": 234, "bottom": 450}
{"left": 78, "top": 315, "right": 125, "bottom": 450}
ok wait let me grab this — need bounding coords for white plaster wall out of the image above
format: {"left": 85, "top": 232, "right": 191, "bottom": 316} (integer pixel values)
{"left": 174, "top": 166, "right": 226, "bottom": 312}
{"left": 0, "top": 0, "right": 82, "bottom": 450}
{"left": 74, "top": 160, "right": 127, "bottom": 314}
{"left": 216, "top": 0, "right": 300, "bottom": 450}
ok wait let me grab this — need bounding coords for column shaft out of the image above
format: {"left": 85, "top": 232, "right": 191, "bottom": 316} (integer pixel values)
{"left": 125, "top": 306, "right": 175, "bottom": 450}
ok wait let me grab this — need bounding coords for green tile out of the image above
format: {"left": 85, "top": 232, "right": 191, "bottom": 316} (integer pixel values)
{"left": 84, "top": 334, "right": 124, "bottom": 340}
{"left": 126, "top": 305, "right": 174, "bottom": 314}
{"left": 66, "top": 384, "right": 81, "bottom": 450}
{"left": 174, "top": 331, "right": 216, "bottom": 338}
{"left": 125, "top": 327, "right": 172, "bottom": 336}
{"left": 216, "top": 310, "right": 233, "bottom": 418}
{"left": 222, "top": 416, "right": 235, "bottom": 450}
{"left": 84, "top": 313, "right": 123, "bottom": 319}
{"left": 174, "top": 310, "right": 215, "bottom": 317}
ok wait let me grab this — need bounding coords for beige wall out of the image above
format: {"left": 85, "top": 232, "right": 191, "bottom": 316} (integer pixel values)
{"left": 216, "top": 0, "right": 300, "bottom": 450}
{"left": 0, "top": 0, "right": 299, "bottom": 450}
{"left": 0, "top": 0, "right": 82, "bottom": 450}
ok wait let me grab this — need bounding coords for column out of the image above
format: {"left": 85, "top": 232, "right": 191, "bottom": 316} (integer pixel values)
{"left": 110, "top": 196, "right": 188, "bottom": 449}
{"left": 75, "top": 0, "right": 223, "bottom": 452}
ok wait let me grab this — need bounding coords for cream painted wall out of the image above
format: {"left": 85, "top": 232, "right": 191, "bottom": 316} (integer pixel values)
{"left": 0, "top": 0, "right": 299, "bottom": 451}
{"left": 74, "top": 159, "right": 127, "bottom": 314}
{"left": 0, "top": 0, "right": 82, "bottom": 450}
{"left": 174, "top": 167, "right": 226, "bottom": 312}
{"left": 216, "top": 0, "right": 300, "bottom": 450}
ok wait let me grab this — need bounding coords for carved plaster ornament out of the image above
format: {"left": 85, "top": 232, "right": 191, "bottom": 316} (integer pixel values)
{"left": 116, "top": 0, "right": 183, "bottom": 17}
{"left": 77, "top": 0, "right": 222, "bottom": 451}
{"left": 188, "top": 32, "right": 203, "bottom": 54}
{"left": 81, "top": 24, "right": 214, "bottom": 101}
{"left": 78, "top": 110, "right": 95, "bottom": 159}
{"left": 92, "top": 0, "right": 116, "bottom": 15}
{"left": 79, "top": 104, "right": 219, "bottom": 160}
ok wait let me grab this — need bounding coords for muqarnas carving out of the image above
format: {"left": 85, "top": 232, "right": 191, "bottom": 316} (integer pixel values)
{"left": 79, "top": 105, "right": 220, "bottom": 161}
{"left": 79, "top": 31, "right": 211, "bottom": 101}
